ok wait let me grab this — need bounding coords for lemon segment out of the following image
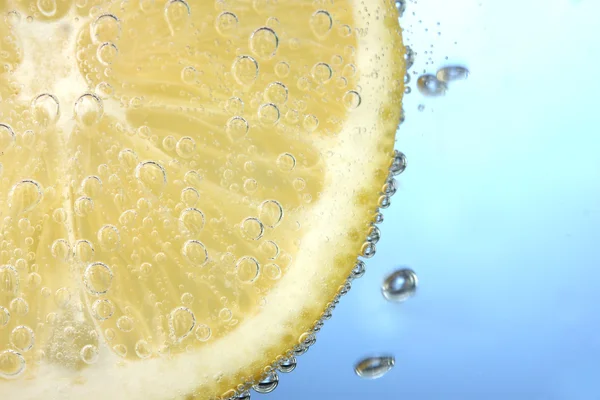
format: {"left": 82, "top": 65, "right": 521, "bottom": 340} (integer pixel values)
{"left": 0, "top": 0, "right": 404, "bottom": 398}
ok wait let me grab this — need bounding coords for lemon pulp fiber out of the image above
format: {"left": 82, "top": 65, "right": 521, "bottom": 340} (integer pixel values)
{"left": 0, "top": 0, "right": 404, "bottom": 398}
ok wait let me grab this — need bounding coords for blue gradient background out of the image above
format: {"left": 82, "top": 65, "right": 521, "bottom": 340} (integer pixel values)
{"left": 271, "top": 0, "right": 600, "bottom": 399}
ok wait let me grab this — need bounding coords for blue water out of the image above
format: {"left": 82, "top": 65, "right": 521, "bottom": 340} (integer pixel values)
{"left": 274, "top": 0, "right": 600, "bottom": 399}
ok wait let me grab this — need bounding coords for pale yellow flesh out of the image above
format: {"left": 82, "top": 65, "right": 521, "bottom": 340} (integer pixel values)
{"left": 0, "top": 0, "right": 404, "bottom": 398}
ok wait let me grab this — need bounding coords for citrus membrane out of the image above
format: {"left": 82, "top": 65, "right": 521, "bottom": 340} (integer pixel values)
{"left": 0, "top": 0, "right": 405, "bottom": 398}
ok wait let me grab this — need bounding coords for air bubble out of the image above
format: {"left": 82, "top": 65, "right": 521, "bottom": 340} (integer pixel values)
{"left": 184, "top": 170, "right": 202, "bottom": 187}
{"left": 92, "top": 299, "right": 114, "bottom": 320}
{"left": 194, "top": 324, "right": 211, "bottom": 342}
{"left": 51, "top": 239, "right": 71, "bottom": 261}
{"left": 253, "top": 371, "right": 279, "bottom": 394}
{"left": 75, "top": 196, "right": 94, "bottom": 217}
{"left": 37, "top": 0, "right": 57, "bottom": 17}
{"left": 404, "top": 46, "right": 415, "bottom": 70}
{"left": 9, "top": 326, "right": 34, "bottom": 353}
{"left": 83, "top": 262, "right": 113, "bottom": 295}
{"left": 215, "top": 12, "right": 238, "bottom": 36}
{"left": 135, "top": 161, "right": 167, "bottom": 192}
{"left": 312, "top": 62, "right": 332, "bottom": 83}
{"left": 176, "top": 136, "right": 196, "bottom": 158}
{"left": 0, "top": 265, "right": 19, "bottom": 295}
{"left": 225, "top": 97, "right": 244, "bottom": 115}
{"left": 164, "top": 0, "right": 191, "bottom": 35}
{"left": 310, "top": 10, "right": 333, "bottom": 37}
{"left": 240, "top": 218, "right": 264, "bottom": 240}
{"left": 274, "top": 62, "right": 290, "bottom": 78}
{"left": 8, "top": 180, "right": 42, "bottom": 214}
{"left": 135, "top": 340, "right": 152, "bottom": 358}
{"left": 95, "top": 82, "right": 114, "bottom": 99}
{"left": 303, "top": 114, "right": 319, "bottom": 132}
{"left": 382, "top": 268, "right": 418, "bottom": 302}
{"left": 343, "top": 90, "right": 362, "bottom": 110}
{"left": 259, "top": 200, "right": 283, "bottom": 228}
{"left": 0, "top": 350, "right": 26, "bottom": 378}
{"left": 181, "top": 187, "right": 200, "bottom": 206}
{"left": 31, "top": 94, "right": 60, "bottom": 125}
{"left": 232, "top": 56, "right": 259, "bottom": 86}
{"left": 226, "top": 116, "right": 250, "bottom": 139}
{"left": 54, "top": 288, "right": 71, "bottom": 308}
{"left": 354, "top": 356, "right": 395, "bottom": 379}
{"left": 118, "top": 149, "right": 138, "bottom": 169}
{"left": 264, "top": 82, "right": 288, "bottom": 105}
{"left": 169, "top": 307, "right": 196, "bottom": 342}
{"left": 96, "top": 42, "right": 118, "bottom": 66}
{"left": 250, "top": 27, "right": 279, "bottom": 58}
{"left": 81, "top": 175, "right": 103, "bottom": 197}
{"left": 436, "top": 66, "right": 469, "bottom": 82}
{"left": 258, "top": 103, "right": 280, "bottom": 126}
{"left": 278, "top": 356, "right": 297, "bottom": 373}
{"left": 181, "top": 66, "right": 198, "bottom": 85}
{"left": 390, "top": 151, "right": 407, "bottom": 175}
{"left": 98, "top": 224, "right": 120, "bottom": 252}
{"left": 74, "top": 93, "right": 104, "bottom": 126}
{"left": 236, "top": 256, "right": 260, "bottom": 283}
{"left": 260, "top": 240, "right": 279, "bottom": 260}
{"left": 417, "top": 74, "right": 447, "bottom": 97}
{"left": 0, "top": 123, "right": 15, "bottom": 152}
{"left": 117, "top": 316, "right": 134, "bottom": 332}
{"left": 351, "top": 260, "right": 366, "bottom": 279}
{"left": 179, "top": 208, "right": 205, "bottom": 235}
{"left": 0, "top": 306, "right": 10, "bottom": 327}
{"left": 395, "top": 0, "right": 406, "bottom": 17}
{"left": 276, "top": 153, "right": 296, "bottom": 172}
{"left": 10, "top": 298, "right": 29, "bottom": 316}
{"left": 80, "top": 344, "right": 99, "bottom": 364}
{"left": 264, "top": 263, "right": 281, "bottom": 280}
{"left": 182, "top": 240, "right": 208, "bottom": 266}
{"left": 119, "top": 209, "right": 138, "bottom": 226}
{"left": 91, "top": 14, "right": 121, "bottom": 43}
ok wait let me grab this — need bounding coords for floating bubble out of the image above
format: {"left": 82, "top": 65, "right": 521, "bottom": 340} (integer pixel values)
{"left": 164, "top": 0, "right": 191, "bottom": 35}
{"left": 31, "top": 94, "right": 60, "bottom": 125}
{"left": 96, "top": 42, "right": 118, "bottom": 65}
{"left": 181, "top": 187, "right": 200, "bottom": 206}
{"left": 310, "top": 10, "right": 333, "bottom": 37}
{"left": 73, "top": 239, "right": 94, "bottom": 263}
{"left": 0, "top": 123, "right": 15, "bottom": 153}
{"left": 0, "top": 306, "right": 9, "bottom": 327}
{"left": 303, "top": 114, "right": 319, "bottom": 132}
{"left": 95, "top": 81, "right": 114, "bottom": 99}
{"left": 236, "top": 256, "right": 260, "bottom": 283}
{"left": 260, "top": 240, "right": 279, "bottom": 260}
{"left": 263, "top": 263, "right": 281, "bottom": 280}
{"left": 179, "top": 208, "right": 205, "bottom": 235}
{"left": 404, "top": 45, "right": 415, "bottom": 70}
{"left": 74, "top": 93, "right": 104, "bottom": 125}
{"left": 181, "top": 66, "right": 198, "bottom": 85}
{"left": 135, "top": 340, "right": 152, "bottom": 358}
{"left": 0, "top": 350, "right": 26, "bottom": 378}
{"left": 259, "top": 200, "right": 283, "bottom": 228}
{"left": 74, "top": 196, "right": 94, "bottom": 217}
{"left": 8, "top": 180, "right": 42, "bottom": 215}
{"left": 264, "top": 82, "right": 288, "bottom": 105}
{"left": 51, "top": 239, "right": 71, "bottom": 261}
{"left": 342, "top": 90, "right": 362, "bottom": 110}
{"left": 118, "top": 149, "right": 138, "bottom": 169}
{"left": 274, "top": 61, "right": 290, "bottom": 78}
{"left": 382, "top": 268, "right": 418, "bottom": 302}
{"left": 417, "top": 74, "right": 447, "bottom": 97}
{"left": 81, "top": 175, "right": 103, "bottom": 197}
{"left": 232, "top": 56, "right": 259, "bottom": 86}
{"left": 194, "top": 324, "right": 211, "bottom": 342}
{"left": 258, "top": 103, "right": 280, "bottom": 126}
{"left": 354, "top": 356, "right": 395, "bottom": 379}
{"left": 240, "top": 218, "right": 264, "bottom": 240}
{"left": 436, "top": 65, "right": 470, "bottom": 82}
{"left": 92, "top": 299, "right": 114, "bottom": 320}
{"left": 390, "top": 151, "right": 407, "bottom": 175}
{"left": 84, "top": 262, "right": 113, "bottom": 295}
{"left": 182, "top": 240, "right": 208, "bottom": 266}
{"left": 176, "top": 136, "right": 196, "bottom": 158}
{"left": 37, "top": 0, "right": 57, "bottom": 17}
{"left": 351, "top": 260, "right": 366, "bottom": 279}
{"left": 10, "top": 326, "right": 34, "bottom": 352}
{"left": 117, "top": 316, "right": 134, "bottom": 332}
{"left": 226, "top": 116, "right": 250, "bottom": 139}
{"left": 54, "top": 287, "right": 71, "bottom": 308}
{"left": 276, "top": 153, "right": 296, "bottom": 172}
{"left": 135, "top": 161, "right": 167, "bottom": 192}
{"left": 98, "top": 224, "right": 120, "bottom": 252}
{"left": 395, "top": 0, "right": 406, "bottom": 17}
{"left": 225, "top": 97, "right": 244, "bottom": 115}
{"left": 215, "top": 12, "right": 238, "bottom": 36}
{"left": 0, "top": 265, "right": 19, "bottom": 295}
{"left": 80, "top": 344, "right": 99, "bottom": 364}
{"left": 91, "top": 14, "right": 121, "bottom": 43}
{"left": 169, "top": 307, "right": 196, "bottom": 342}
{"left": 9, "top": 298, "right": 28, "bottom": 316}
{"left": 250, "top": 27, "right": 279, "bottom": 58}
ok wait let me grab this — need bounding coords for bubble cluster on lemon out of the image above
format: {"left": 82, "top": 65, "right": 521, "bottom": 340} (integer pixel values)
{"left": 0, "top": 0, "right": 405, "bottom": 398}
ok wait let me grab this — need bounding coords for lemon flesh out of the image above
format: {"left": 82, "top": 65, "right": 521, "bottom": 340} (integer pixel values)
{"left": 0, "top": 0, "right": 404, "bottom": 398}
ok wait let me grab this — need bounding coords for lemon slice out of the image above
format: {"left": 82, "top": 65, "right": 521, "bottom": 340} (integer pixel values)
{"left": 0, "top": 0, "right": 404, "bottom": 398}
